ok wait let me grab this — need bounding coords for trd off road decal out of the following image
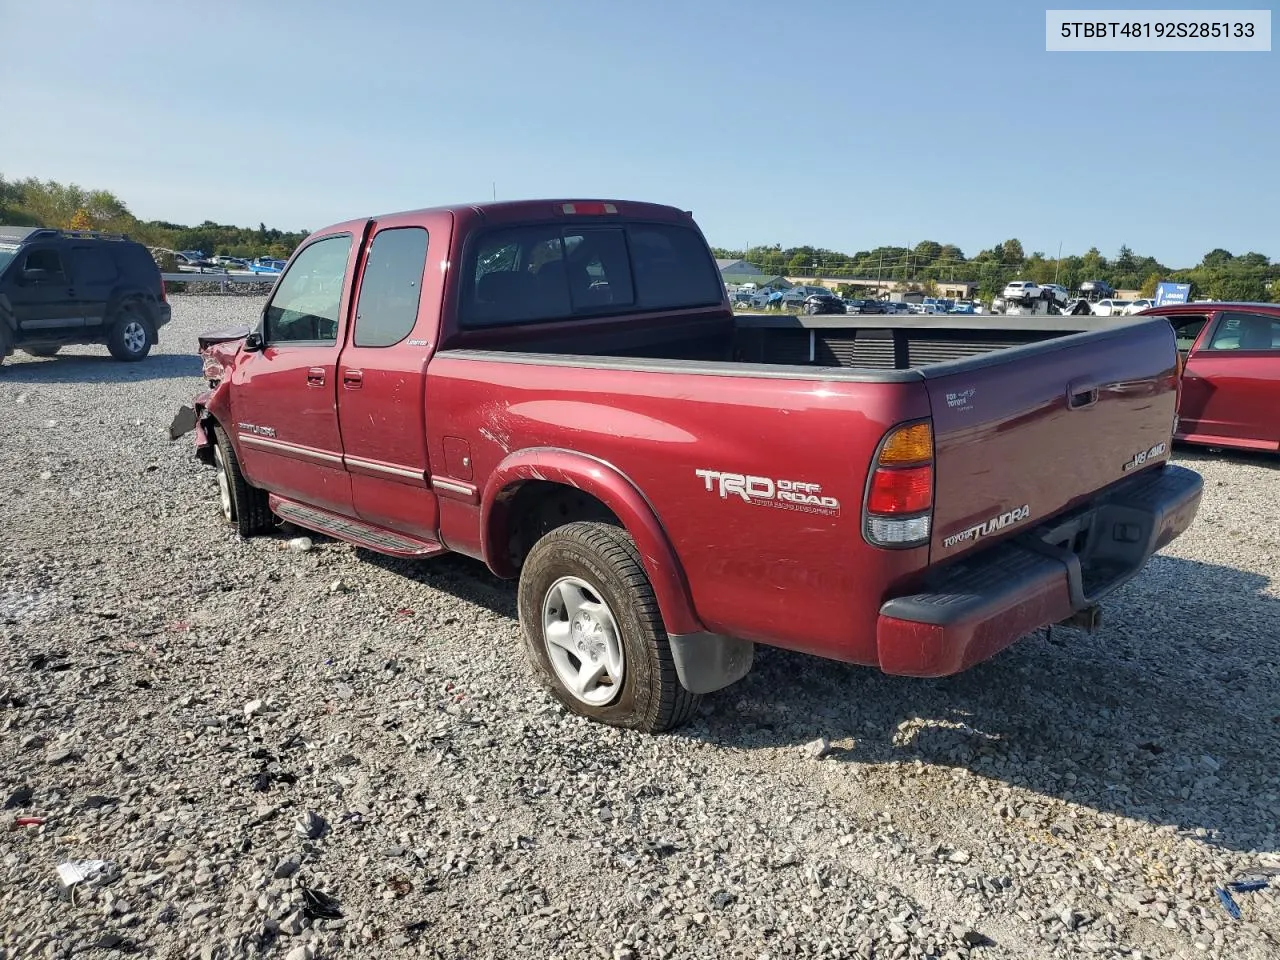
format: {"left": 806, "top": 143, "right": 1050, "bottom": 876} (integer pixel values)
{"left": 695, "top": 469, "right": 840, "bottom": 516}
{"left": 942, "top": 504, "right": 1031, "bottom": 549}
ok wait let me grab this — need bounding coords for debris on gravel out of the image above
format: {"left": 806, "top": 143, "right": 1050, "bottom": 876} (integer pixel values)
{"left": 1, "top": 295, "right": 1278, "bottom": 960}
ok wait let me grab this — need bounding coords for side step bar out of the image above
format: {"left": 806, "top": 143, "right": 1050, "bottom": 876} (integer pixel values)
{"left": 269, "top": 496, "right": 445, "bottom": 560}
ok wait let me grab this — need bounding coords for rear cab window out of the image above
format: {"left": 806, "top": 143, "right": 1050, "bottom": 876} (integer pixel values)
{"left": 461, "top": 220, "right": 722, "bottom": 328}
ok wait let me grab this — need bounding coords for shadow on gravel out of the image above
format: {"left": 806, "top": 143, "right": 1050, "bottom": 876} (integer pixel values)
{"left": 346, "top": 544, "right": 1280, "bottom": 853}
{"left": 688, "top": 554, "right": 1280, "bottom": 854}
{"left": 1174, "top": 444, "right": 1280, "bottom": 471}
{"left": 0, "top": 352, "right": 202, "bottom": 383}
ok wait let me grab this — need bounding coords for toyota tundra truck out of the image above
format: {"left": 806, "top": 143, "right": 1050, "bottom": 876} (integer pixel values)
{"left": 172, "top": 199, "right": 1203, "bottom": 732}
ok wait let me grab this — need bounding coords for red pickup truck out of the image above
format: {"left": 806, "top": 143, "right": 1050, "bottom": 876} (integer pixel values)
{"left": 174, "top": 199, "right": 1203, "bottom": 732}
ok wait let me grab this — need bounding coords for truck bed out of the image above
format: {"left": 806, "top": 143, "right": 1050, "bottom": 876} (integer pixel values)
{"left": 446, "top": 310, "right": 1151, "bottom": 378}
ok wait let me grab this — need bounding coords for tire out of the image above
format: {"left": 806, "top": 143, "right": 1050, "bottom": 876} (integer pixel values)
{"left": 517, "top": 521, "right": 700, "bottom": 733}
{"left": 0, "top": 324, "right": 10, "bottom": 367}
{"left": 212, "top": 426, "right": 273, "bottom": 537}
{"left": 106, "top": 304, "right": 155, "bottom": 361}
{"left": 22, "top": 345, "right": 60, "bottom": 358}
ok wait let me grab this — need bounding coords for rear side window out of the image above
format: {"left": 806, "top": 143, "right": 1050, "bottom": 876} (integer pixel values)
{"left": 461, "top": 221, "right": 720, "bottom": 328}
{"left": 353, "top": 227, "right": 429, "bottom": 347}
{"left": 70, "top": 246, "right": 118, "bottom": 284}
{"left": 115, "top": 245, "right": 159, "bottom": 280}
{"left": 264, "top": 234, "right": 352, "bottom": 345}
{"left": 1208, "top": 311, "right": 1280, "bottom": 351}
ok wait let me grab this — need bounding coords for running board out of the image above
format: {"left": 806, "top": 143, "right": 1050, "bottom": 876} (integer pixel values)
{"left": 269, "top": 496, "right": 445, "bottom": 559}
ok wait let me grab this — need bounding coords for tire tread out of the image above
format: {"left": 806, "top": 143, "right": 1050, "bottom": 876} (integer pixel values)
{"left": 213, "top": 425, "right": 273, "bottom": 537}
{"left": 519, "top": 521, "right": 700, "bottom": 733}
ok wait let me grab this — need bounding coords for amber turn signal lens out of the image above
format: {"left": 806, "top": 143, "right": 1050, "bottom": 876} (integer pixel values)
{"left": 878, "top": 422, "right": 933, "bottom": 465}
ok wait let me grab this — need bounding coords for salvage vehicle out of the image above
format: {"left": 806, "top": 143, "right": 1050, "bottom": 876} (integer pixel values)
{"left": 0, "top": 226, "right": 171, "bottom": 364}
{"left": 1138, "top": 302, "right": 1280, "bottom": 452}
{"left": 174, "top": 198, "right": 1203, "bottom": 732}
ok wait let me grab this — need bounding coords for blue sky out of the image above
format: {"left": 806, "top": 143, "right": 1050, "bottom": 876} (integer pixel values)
{"left": 3, "top": 0, "right": 1275, "bottom": 266}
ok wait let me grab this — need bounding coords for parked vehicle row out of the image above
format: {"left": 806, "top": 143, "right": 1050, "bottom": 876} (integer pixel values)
{"left": 172, "top": 197, "right": 1202, "bottom": 734}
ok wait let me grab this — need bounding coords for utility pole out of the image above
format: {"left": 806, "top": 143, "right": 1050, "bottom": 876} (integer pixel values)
{"left": 1054, "top": 241, "right": 1062, "bottom": 283}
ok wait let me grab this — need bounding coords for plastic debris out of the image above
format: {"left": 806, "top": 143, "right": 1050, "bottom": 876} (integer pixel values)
{"left": 14, "top": 815, "right": 45, "bottom": 827}
{"left": 1228, "top": 878, "right": 1271, "bottom": 893}
{"left": 300, "top": 886, "right": 342, "bottom": 920}
{"left": 57, "top": 859, "right": 119, "bottom": 898}
{"left": 294, "top": 809, "right": 327, "bottom": 840}
{"left": 1215, "top": 886, "right": 1242, "bottom": 920}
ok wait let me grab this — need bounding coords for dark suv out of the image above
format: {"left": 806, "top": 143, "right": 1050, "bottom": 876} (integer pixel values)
{"left": 0, "top": 226, "right": 172, "bottom": 365}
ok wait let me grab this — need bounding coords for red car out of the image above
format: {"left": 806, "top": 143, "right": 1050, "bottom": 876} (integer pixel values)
{"left": 1138, "top": 302, "right": 1280, "bottom": 452}
{"left": 172, "top": 198, "right": 1201, "bottom": 732}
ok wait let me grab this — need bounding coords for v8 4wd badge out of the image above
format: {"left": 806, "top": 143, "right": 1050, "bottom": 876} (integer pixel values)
{"left": 1122, "top": 442, "right": 1167, "bottom": 472}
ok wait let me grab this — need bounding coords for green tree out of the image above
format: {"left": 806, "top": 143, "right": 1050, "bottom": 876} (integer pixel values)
{"left": 1201, "top": 248, "right": 1234, "bottom": 269}
{"left": 912, "top": 240, "right": 942, "bottom": 265}
{"left": 1140, "top": 273, "right": 1161, "bottom": 297}
{"left": 1001, "top": 238, "right": 1025, "bottom": 265}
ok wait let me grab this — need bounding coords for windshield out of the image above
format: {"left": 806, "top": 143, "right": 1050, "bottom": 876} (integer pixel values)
{"left": 0, "top": 242, "right": 19, "bottom": 272}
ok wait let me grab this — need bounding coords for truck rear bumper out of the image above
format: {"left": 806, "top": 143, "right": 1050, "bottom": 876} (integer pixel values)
{"left": 876, "top": 463, "right": 1203, "bottom": 677}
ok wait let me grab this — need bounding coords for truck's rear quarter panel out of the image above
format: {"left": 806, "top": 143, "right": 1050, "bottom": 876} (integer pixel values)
{"left": 426, "top": 355, "right": 930, "bottom": 664}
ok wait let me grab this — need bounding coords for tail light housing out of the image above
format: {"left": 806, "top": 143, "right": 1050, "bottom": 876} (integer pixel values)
{"left": 160, "top": 278, "right": 167, "bottom": 302}
{"left": 863, "top": 420, "right": 934, "bottom": 548}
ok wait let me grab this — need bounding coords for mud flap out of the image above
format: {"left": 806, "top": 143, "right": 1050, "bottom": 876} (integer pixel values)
{"left": 667, "top": 631, "right": 754, "bottom": 694}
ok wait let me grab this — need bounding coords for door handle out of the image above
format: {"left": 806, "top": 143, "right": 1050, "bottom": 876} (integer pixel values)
{"left": 1067, "top": 383, "right": 1099, "bottom": 409}
{"left": 306, "top": 367, "right": 325, "bottom": 386}
{"left": 342, "top": 369, "right": 363, "bottom": 389}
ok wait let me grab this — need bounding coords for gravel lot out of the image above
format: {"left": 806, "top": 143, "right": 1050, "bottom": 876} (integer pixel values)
{"left": 2, "top": 295, "right": 1279, "bottom": 960}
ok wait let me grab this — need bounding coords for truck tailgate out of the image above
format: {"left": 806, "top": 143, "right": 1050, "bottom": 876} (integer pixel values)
{"left": 924, "top": 317, "right": 1180, "bottom": 562}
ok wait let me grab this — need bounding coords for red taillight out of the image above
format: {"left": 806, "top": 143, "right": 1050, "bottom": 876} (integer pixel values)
{"left": 160, "top": 278, "right": 167, "bottom": 302}
{"left": 558, "top": 202, "right": 618, "bottom": 216}
{"left": 864, "top": 421, "right": 935, "bottom": 548}
{"left": 868, "top": 465, "right": 933, "bottom": 514}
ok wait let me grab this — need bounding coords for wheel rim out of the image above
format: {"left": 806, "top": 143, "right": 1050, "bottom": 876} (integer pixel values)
{"left": 122, "top": 319, "right": 146, "bottom": 354}
{"left": 541, "top": 576, "right": 624, "bottom": 706}
{"left": 213, "top": 445, "right": 234, "bottom": 521}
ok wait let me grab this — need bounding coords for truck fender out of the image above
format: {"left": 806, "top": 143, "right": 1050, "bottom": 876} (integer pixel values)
{"left": 481, "top": 448, "right": 702, "bottom": 637}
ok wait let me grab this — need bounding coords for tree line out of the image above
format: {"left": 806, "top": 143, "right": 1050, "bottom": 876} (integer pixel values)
{"left": 4, "top": 175, "right": 1274, "bottom": 303}
{"left": 1, "top": 175, "right": 308, "bottom": 261}
{"left": 714, "top": 238, "right": 1279, "bottom": 303}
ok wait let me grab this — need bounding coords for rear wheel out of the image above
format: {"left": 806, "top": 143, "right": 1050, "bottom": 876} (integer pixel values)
{"left": 212, "top": 426, "right": 273, "bottom": 537}
{"left": 22, "top": 345, "right": 60, "bottom": 358}
{"left": 0, "top": 325, "right": 10, "bottom": 366}
{"left": 517, "top": 521, "right": 700, "bottom": 733}
{"left": 107, "top": 304, "right": 154, "bottom": 361}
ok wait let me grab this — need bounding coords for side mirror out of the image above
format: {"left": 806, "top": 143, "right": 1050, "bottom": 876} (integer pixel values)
{"left": 244, "top": 331, "right": 264, "bottom": 352}
{"left": 21, "top": 268, "right": 49, "bottom": 283}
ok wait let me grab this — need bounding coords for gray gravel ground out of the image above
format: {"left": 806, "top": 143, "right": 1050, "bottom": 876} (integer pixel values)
{"left": 2, "top": 296, "right": 1278, "bottom": 960}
